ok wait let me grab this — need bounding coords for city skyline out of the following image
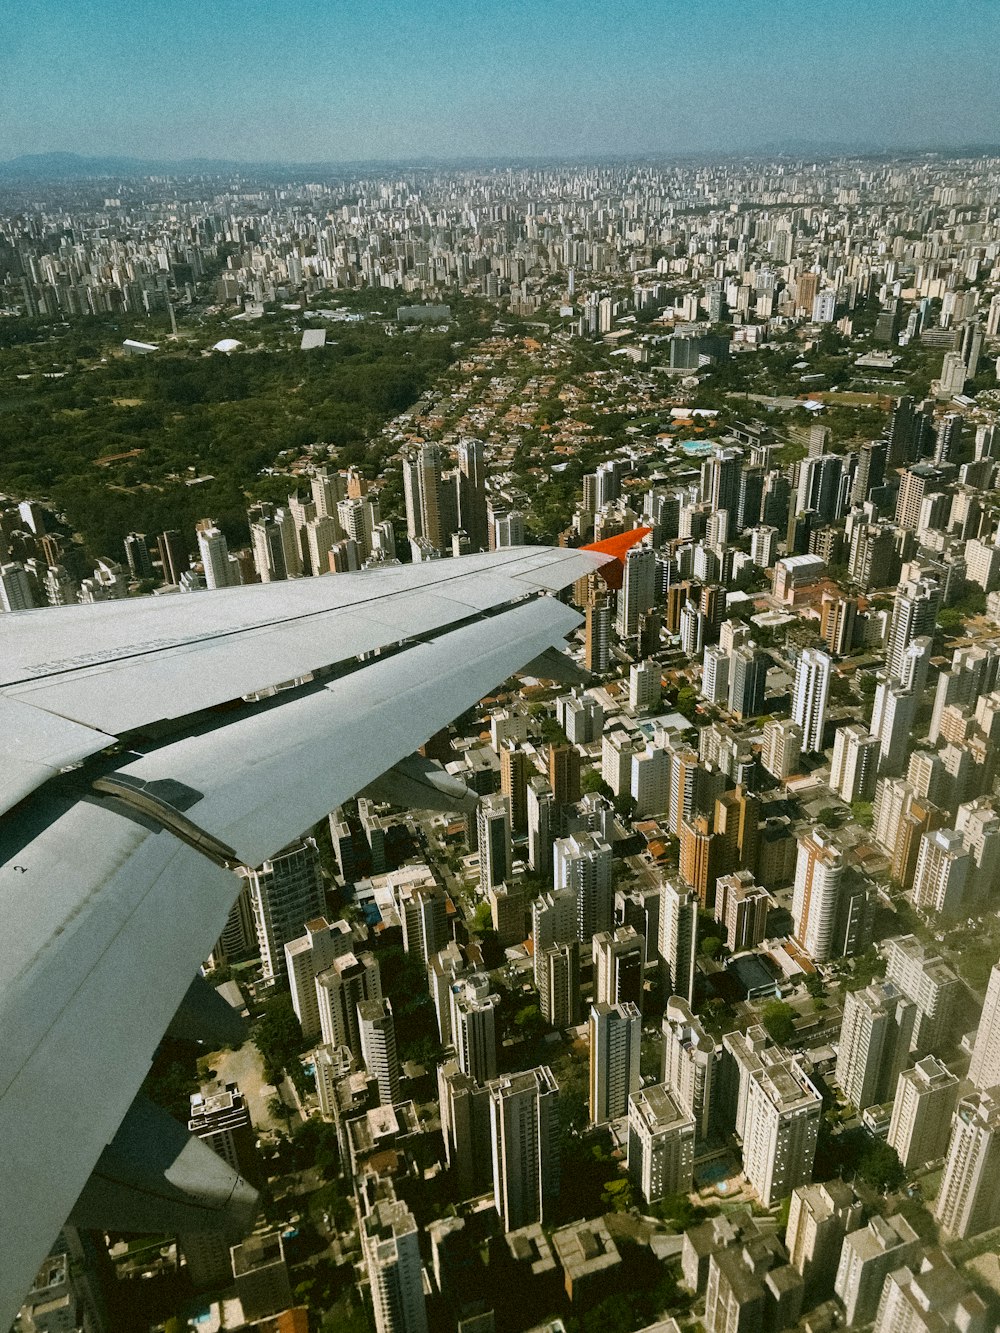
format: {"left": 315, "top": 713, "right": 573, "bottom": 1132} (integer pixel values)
{"left": 2, "top": 0, "right": 1000, "bottom": 163}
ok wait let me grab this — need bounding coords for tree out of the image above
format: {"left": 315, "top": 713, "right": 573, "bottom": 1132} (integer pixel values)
{"left": 254, "top": 993, "right": 307, "bottom": 1088}
{"left": 856, "top": 1140, "right": 905, "bottom": 1194}
{"left": 614, "top": 792, "right": 638, "bottom": 821}
{"left": 582, "top": 769, "right": 612, "bottom": 797}
{"left": 761, "top": 1000, "right": 797, "bottom": 1046}
{"left": 601, "top": 1176, "right": 634, "bottom": 1213}
{"left": 700, "top": 935, "right": 724, "bottom": 959}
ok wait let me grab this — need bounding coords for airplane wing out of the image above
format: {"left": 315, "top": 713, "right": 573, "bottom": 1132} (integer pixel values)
{"left": 0, "top": 542, "right": 620, "bottom": 1327}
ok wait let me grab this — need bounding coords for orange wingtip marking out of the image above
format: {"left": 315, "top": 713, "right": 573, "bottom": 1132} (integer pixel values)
{"left": 581, "top": 527, "right": 652, "bottom": 589}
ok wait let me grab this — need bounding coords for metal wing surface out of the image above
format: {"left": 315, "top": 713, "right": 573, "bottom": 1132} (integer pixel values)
{"left": 0, "top": 544, "right": 610, "bottom": 1328}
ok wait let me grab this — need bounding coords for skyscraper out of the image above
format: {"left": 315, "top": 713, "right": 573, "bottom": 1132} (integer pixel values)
{"left": 658, "top": 880, "right": 698, "bottom": 1004}
{"left": 196, "top": 522, "right": 234, "bottom": 590}
{"left": 589, "top": 1001, "right": 641, "bottom": 1125}
{"left": 316, "top": 950, "right": 382, "bottom": 1060}
{"left": 761, "top": 718, "right": 802, "bottom": 780}
{"left": 627, "top": 1084, "right": 696, "bottom": 1204}
{"left": 661, "top": 996, "right": 718, "bottom": 1142}
{"left": 727, "top": 644, "right": 768, "bottom": 720}
{"left": 593, "top": 926, "right": 645, "bottom": 1012}
{"left": 285, "top": 916, "right": 355, "bottom": 1041}
{"left": 456, "top": 438, "right": 489, "bottom": 551}
{"left": 527, "top": 776, "right": 554, "bottom": 878}
{"left": 362, "top": 1186, "right": 429, "bottom": 1333}
{"left": 244, "top": 838, "right": 326, "bottom": 985}
{"left": 835, "top": 981, "right": 915, "bottom": 1112}
{"left": 554, "top": 831, "right": 614, "bottom": 942}
{"left": 885, "top": 576, "right": 941, "bottom": 681}
{"left": 791, "top": 830, "right": 844, "bottom": 963}
{"left": 616, "top": 543, "right": 656, "bottom": 639}
{"left": 450, "top": 972, "right": 499, "bottom": 1085}
{"left": 791, "top": 648, "right": 831, "bottom": 754}
{"left": 785, "top": 1181, "right": 863, "bottom": 1307}
{"left": 888, "top": 1055, "right": 959, "bottom": 1171}
{"left": 968, "top": 961, "right": 1000, "bottom": 1091}
{"left": 741, "top": 1056, "right": 822, "bottom": 1206}
{"left": 359, "top": 998, "right": 401, "bottom": 1107}
{"left": 829, "top": 723, "right": 878, "bottom": 803}
{"left": 936, "top": 1089, "right": 1000, "bottom": 1239}
{"left": 835, "top": 1215, "right": 921, "bottom": 1327}
{"left": 488, "top": 1067, "right": 561, "bottom": 1231}
{"left": 477, "top": 794, "right": 513, "bottom": 895}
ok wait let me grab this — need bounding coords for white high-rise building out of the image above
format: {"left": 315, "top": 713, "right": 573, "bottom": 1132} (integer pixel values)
{"left": 661, "top": 996, "right": 718, "bottom": 1142}
{"left": 630, "top": 743, "right": 670, "bottom": 817}
{"left": 761, "top": 718, "right": 802, "bottom": 781}
{"left": 316, "top": 951, "right": 382, "bottom": 1060}
{"left": 888, "top": 1055, "right": 959, "bottom": 1171}
{"left": 911, "top": 827, "right": 971, "bottom": 917}
{"left": 874, "top": 1251, "right": 989, "bottom": 1333}
{"left": 785, "top": 1181, "right": 863, "bottom": 1307}
{"left": 702, "top": 645, "right": 730, "bottom": 704}
{"left": 791, "top": 648, "right": 831, "bottom": 754}
{"left": 196, "top": 524, "right": 234, "bottom": 590}
{"left": 362, "top": 1188, "right": 429, "bottom": 1333}
{"left": 488, "top": 1067, "right": 560, "bottom": 1231}
{"left": 589, "top": 1001, "right": 641, "bottom": 1125}
{"left": 835, "top": 981, "right": 915, "bottom": 1113}
{"left": 968, "top": 962, "right": 1000, "bottom": 1091}
{"left": 627, "top": 1084, "right": 695, "bottom": 1204}
{"left": 629, "top": 660, "right": 661, "bottom": 712}
{"left": 658, "top": 880, "right": 698, "bottom": 1004}
{"left": 936, "top": 1089, "right": 1000, "bottom": 1239}
{"left": 450, "top": 972, "right": 499, "bottom": 1085}
{"left": 245, "top": 838, "right": 325, "bottom": 984}
{"left": 835, "top": 1215, "right": 921, "bottom": 1327}
{"left": 593, "top": 926, "right": 645, "bottom": 1012}
{"left": 883, "top": 934, "right": 960, "bottom": 1053}
{"left": 285, "top": 917, "right": 354, "bottom": 1041}
{"left": 791, "top": 829, "right": 844, "bottom": 963}
{"left": 0, "top": 562, "right": 35, "bottom": 611}
{"left": 553, "top": 832, "right": 614, "bottom": 943}
{"left": 741, "top": 1056, "right": 822, "bottom": 1206}
{"left": 527, "top": 776, "right": 555, "bottom": 878}
{"left": 616, "top": 543, "right": 656, "bottom": 639}
{"left": 829, "top": 724, "right": 878, "bottom": 803}
{"left": 359, "top": 998, "right": 401, "bottom": 1107}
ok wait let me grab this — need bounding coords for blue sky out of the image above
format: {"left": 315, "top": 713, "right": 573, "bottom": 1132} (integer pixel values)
{"left": 2, "top": 0, "right": 999, "bottom": 162}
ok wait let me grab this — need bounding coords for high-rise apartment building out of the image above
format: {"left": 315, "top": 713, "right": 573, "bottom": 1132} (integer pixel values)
{"left": 727, "top": 644, "right": 769, "bottom": 720}
{"left": 358, "top": 998, "right": 401, "bottom": 1107}
{"left": 316, "top": 950, "right": 382, "bottom": 1060}
{"left": 661, "top": 996, "right": 718, "bottom": 1141}
{"left": 285, "top": 916, "right": 354, "bottom": 1041}
{"left": 362, "top": 1186, "right": 429, "bottom": 1333}
{"left": 874, "top": 1251, "right": 988, "bottom": 1333}
{"left": 450, "top": 972, "right": 499, "bottom": 1085}
{"left": 593, "top": 926, "right": 645, "bottom": 1012}
{"left": 527, "top": 776, "right": 554, "bottom": 878}
{"left": 829, "top": 724, "right": 878, "bottom": 803}
{"left": 911, "top": 827, "right": 971, "bottom": 917}
{"left": 741, "top": 1056, "right": 822, "bottom": 1206}
{"left": 883, "top": 933, "right": 961, "bottom": 1053}
{"left": 785, "top": 1180, "right": 862, "bottom": 1306}
{"left": 658, "top": 880, "right": 698, "bottom": 1005}
{"left": 888, "top": 1055, "right": 959, "bottom": 1171}
{"left": 245, "top": 838, "right": 325, "bottom": 984}
{"left": 488, "top": 1067, "right": 561, "bottom": 1232}
{"left": 553, "top": 831, "right": 614, "bottom": 942}
{"left": 835, "top": 1215, "right": 921, "bottom": 1327}
{"left": 616, "top": 543, "right": 656, "bottom": 639}
{"left": 835, "top": 981, "right": 915, "bottom": 1112}
{"left": 761, "top": 718, "right": 802, "bottom": 780}
{"left": 791, "top": 829, "right": 844, "bottom": 963}
{"left": 791, "top": 648, "right": 831, "bottom": 754}
{"left": 537, "top": 939, "right": 581, "bottom": 1029}
{"left": 936, "top": 1088, "right": 1000, "bottom": 1239}
{"left": 477, "top": 794, "right": 513, "bottom": 895}
{"left": 196, "top": 522, "right": 234, "bottom": 590}
{"left": 627, "top": 1084, "right": 696, "bottom": 1204}
{"left": 589, "top": 1001, "right": 641, "bottom": 1125}
{"left": 968, "top": 961, "right": 1000, "bottom": 1091}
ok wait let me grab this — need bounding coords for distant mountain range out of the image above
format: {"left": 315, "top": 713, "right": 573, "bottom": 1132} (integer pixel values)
{"left": 2, "top": 144, "right": 1000, "bottom": 181}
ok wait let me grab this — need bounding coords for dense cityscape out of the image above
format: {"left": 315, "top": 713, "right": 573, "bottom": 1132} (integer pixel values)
{"left": 4, "top": 147, "right": 1000, "bottom": 1333}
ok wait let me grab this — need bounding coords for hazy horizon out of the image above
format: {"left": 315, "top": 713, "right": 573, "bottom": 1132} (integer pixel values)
{"left": 2, "top": 0, "right": 999, "bottom": 164}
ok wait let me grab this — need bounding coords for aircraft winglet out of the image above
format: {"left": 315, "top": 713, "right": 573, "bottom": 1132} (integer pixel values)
{"left": 580, "top": 526, "right": 652, "bottom": 590}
